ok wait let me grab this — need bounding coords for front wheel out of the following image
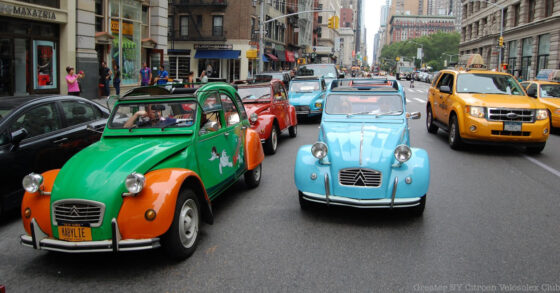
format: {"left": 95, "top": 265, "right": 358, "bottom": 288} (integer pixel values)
{"left": 264, "top": 126, "right": 278, "bottom": 155}
{"left": 162, "top": 188, "right": 200, "bottom": 260}
{"left": 426, "top": 106, "right": 438, "bottom": 134}
{"left": 244, "top": 164, "right": 262, "bottom": 188}
{"left": 448, "top": 115, "right": 463, "bottom": 150}
{"left": 289, "top": 124, "right": 297, "bottom": 138}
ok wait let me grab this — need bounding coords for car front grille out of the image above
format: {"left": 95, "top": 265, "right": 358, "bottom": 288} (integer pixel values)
{"left": 295, "top": 105, "right": 310, "bottom": 112}
{"left": 339, "top": 168, "right": 382, "bottom": 187}
{"left": 491, "top": 130, "right": 531, "bottom": 136}
{"left": 52, "top": 200, "right": 105, "bottom": 227}
{"left": 488, "top": 108, "right": 534, "bottom": 123}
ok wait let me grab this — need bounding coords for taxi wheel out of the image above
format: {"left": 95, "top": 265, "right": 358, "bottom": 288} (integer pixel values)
{"left": 162, "top": 188, "right": 200, "bottom": 260}
{"left": 264, "top": 126, "right": 278, "bottom": 155}
{"left": 426, "top": 106, "right": 438, "bottom": 134}
{"left": 409, "top": 195, "right": 426, "bottom": 217}
{"left": 244, "top": 163, "right": 262, "bottom": 188}
{"left": 448, "top": 115, "right": 463, "bottom": 150}
{"left": 298, "top": 191, "right": 312, "bottom": 210}
{"left": 289, "top": 125, "right": 297, "bottom": 137}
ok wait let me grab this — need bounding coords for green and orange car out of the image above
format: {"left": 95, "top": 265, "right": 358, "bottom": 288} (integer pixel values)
{"left": 19, "top": 83, "right": 264, "bottom": 259}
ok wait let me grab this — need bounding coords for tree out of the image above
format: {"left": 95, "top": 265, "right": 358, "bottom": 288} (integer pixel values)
{"left": 379, "top": 32, "right": 460, "bottom": 71}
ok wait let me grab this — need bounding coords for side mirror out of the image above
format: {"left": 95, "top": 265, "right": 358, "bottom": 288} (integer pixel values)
{"left": 406, "top": 112, "right": 421, "bottom": 120}
{"left": 440, "top": 85, "right": 451, "bottom": 94}
{"left": 338, "top": 73, "right": 345, "bottom": 78}
{"left": 10, "top": 128, "right": 28, "bottom": 151}
{"left": 527, "top": 88, "right": 537, "bottom": 98}
{"left": 203, "top": 121, "right": 220, "bottom": 132}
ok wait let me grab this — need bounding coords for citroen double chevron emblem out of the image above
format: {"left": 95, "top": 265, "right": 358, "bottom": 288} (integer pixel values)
{"left": 69, "top": 205, "right": 80, "bottom": 217}
{"left": 353, "top": 170, "right": 367, "bottom": 186}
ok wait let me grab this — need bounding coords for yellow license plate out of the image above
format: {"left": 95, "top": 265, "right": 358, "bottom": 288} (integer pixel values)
{"left": 58, "top": 225, "right": 92, "bottom": 242}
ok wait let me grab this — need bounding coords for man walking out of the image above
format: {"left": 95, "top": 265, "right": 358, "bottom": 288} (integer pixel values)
{"left": 99, "top": 61, "right": 112, "bottom": 97}
{"left": 139, "top": 62, "right": 152, "bottom": 86}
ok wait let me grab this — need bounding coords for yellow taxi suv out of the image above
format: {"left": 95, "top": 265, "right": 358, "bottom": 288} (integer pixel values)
{"left": 520, "top": 69, "right": 560, "bottom": 131}
{"left": 426, "top": 55, "right": 550, "bottom": 154}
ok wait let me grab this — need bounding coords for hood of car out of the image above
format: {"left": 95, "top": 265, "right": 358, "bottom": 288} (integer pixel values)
{"left": 51, "top": 137, "right": 190, "bottom": 213}
{"left": 244, "top": 103, "right": 270, "bottom": 116}
{"left": 460, "top": 93, "right": 544, "bottom": 108}
{"left": 289, "top": 92, "right": 322, "bottom": 106}
{"left": 539, "top": 98, "right": 560, "bottom": 109}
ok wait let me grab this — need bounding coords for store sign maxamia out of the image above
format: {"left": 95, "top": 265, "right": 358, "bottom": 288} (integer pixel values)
{"left": 0, "top": 2, "right": 67, "bottom": 23}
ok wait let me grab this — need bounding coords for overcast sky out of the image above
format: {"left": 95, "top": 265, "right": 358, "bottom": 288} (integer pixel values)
{"left": 364, "top": 0, "right": 384, "bottom": 65}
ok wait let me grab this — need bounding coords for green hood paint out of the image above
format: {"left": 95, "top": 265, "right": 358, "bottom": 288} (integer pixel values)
{"left": 51, "top": 136, "right": 191, "bottom": 239}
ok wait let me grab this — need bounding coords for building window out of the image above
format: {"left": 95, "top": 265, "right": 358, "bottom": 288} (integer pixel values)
{"left": 180, "top": 16, "right": 188, "bottom": 37}
{"left": 168, "top": 16, "right": 174, "bottom": 38}
{"left": 521, "top": 37, "right": 533, "bottom": 80}
{"left": 213, "top": 16, "right": 223, "bottom": 36}
{"left": 513, "top": 4, "right": 520, "bottom": 26}
{"left": 502, "top": 8, "right": 507, "bottom": 29}
{"left": 110, "top": 0, "right": 142, "bottom": 86}
{"left": 19, "top": 0, "right": 59, "bottom": 8}
{"left": 196, "top": 15, "right": 202, "bottom": 28}
{"left": 537, "top": 34, "right": 550, "bottom": 73}
{"left": 33, "top": 40, "right": 57, "bottom": 90}
{"left": 95, "top": 0, "right": 104, "bottom": 32}
{"left": 318, "top": 16, "right": 322, "bottom": 24}
{"left": 545, "top": 0, "right": 554, "bottom": 17}
{"left": 528, "top": 0, "right": 536, "bottom": 22}
{"left": 142, "top": 5, "right": 149, "bottom": 39}
{"left": 169, "top": 54, "right": 190, "bottom": 80}
{"left": 508, "top": 40, "right": 518, "bottom": 76}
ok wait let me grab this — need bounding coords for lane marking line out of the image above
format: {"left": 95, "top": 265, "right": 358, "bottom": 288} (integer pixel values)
{"left": 406, "top": 98, "right": 412, "bottom": 103}
{"left": 414, "top": 98, "right": 425, "bottom": 103}
{"left": 523, "top": 155, "right": 560, "bottom": 178}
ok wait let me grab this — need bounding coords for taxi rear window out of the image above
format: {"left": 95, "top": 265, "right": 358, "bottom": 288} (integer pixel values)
{"left": 456, "top": 73, "right": 524, "bottom": 96}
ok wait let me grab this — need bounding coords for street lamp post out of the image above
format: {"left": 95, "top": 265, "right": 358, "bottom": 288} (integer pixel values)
{"left": 467, "top": 0, "right": 504, "bottom": 71}
{"left": 407, "top": 40, "right": 424, "bottom": 70}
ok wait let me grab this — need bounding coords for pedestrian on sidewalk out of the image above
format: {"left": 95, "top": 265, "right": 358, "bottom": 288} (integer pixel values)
{"left": 99, "top": 61, "right": 112, "bottom": 97}
{"left": 410, "top": 78, "right": 415, "bottom": 88}
{"left": 200, "top": 70, "right": 208, "bottom": 83}
{"left": 184, "top": 71, "right": 194, "bottom": 88}
{"left": 154, "top": 65, "right": 168, "bottom": 85}
{"left": 66, "top": 66, "right": 84, "bottom": 96}
{"left": 113, "top": 64, "right": 121, "bottom": 95}
{"left": 139, "top": 62, "right": 152, "bottom": 86}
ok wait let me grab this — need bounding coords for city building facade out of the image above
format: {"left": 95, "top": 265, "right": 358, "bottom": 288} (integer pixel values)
{"left": 459, "top": 0, "right": 560, "bottom": 80}
{"left": 389, "top": 14, "right": 455, "bottom": 43}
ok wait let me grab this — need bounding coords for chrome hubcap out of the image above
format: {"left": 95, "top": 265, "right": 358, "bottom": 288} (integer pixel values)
{"left": 253, "top": 164, "right": 261, "bottom": 181}
{"left": 427, "top": 110, "right": 432, "bottom": 127}
{"left": 272, "top": 129, "right": 277, "bottom": 150}
{"left": 449, "top": 122, "right": 456, "bottom": 144}
{"left": 178, "top": 198, "right": 198, "bottom": 248}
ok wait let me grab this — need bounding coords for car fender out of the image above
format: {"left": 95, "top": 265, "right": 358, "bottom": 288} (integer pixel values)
{"left": 117, "top": 168, "right": 213, "bottom": 239}
{"left": 387, "top": 148, "right": 430, "bottom": 198}
{"left": 253, "top": 114, "right": 276, "bottom": 140}
{"left": 21, "top": 169, "right": 59, "bottom": 236}
{"left": 451, "top": 103, "right": 466, "bottom": 134}
{"left": 245, "top": 128, "right": 265, "bottom": 170}
{"left": 288, "top": 105, "right": 298, "bottom": 126}
{"left": 294, "top": 145, "right": 331, "bottom": 195}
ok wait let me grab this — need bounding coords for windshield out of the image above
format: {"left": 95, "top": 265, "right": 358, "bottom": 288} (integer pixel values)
{"left": 540, "top": 84, "right": 560, "bottom": 98}
{"left": 456, "top": 73, "right": 525, "bottom": 95}
{"left": 109, "top": 101, "right": 197, "bottom": 129}
{"left": 238, "top": 87, "right": 271, "bottom": 102}
{"left": 0, "top": 107, "right": 15, "bottom": 122}
{"left": 325, "top": 94, "right": 403, "bottom": 115}
{"left": 302, "top": 65, "right": 337, "bottom": 78}
{"left": 290, "top": 81, "right": 320, "bottom": 92}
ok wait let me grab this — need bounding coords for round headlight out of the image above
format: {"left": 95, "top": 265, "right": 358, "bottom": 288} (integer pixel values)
{"left": 394, "top": 145, "right": 412, "bottom": 163}
{"left": 250, "top": 113, "right": 258, "bottom": 123}
{"left": 125, "top": 172, "right": 145, "bottom": 194}
{"left": 22, "top": 173, "right": 43, "bottom": 193}
{"left": 311, "top": 142, "right": 328, "bottom": 159}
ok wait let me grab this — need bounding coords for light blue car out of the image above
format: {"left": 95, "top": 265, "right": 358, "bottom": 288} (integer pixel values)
{"left": 288, "top": 76, "right": 327, "bottom": 118}
{"left": 294, "top": 79, "right": 430, "bottom": 215}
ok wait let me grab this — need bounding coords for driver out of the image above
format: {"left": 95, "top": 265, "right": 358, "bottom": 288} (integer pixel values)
{"left": 124, "top": 104, "right": 175, "bottom": 128}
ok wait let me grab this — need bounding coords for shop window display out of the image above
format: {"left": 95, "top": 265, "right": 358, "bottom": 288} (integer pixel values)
{"left": 110, "top": 0, "right": 141, "bottom": 85}
{"left": 33, "top": 40, "right": 57, "bottom": 90}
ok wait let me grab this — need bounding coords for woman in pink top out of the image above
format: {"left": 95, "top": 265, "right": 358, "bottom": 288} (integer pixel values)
{"left": 66, "top": 66, "right": 84, "bottom": 96}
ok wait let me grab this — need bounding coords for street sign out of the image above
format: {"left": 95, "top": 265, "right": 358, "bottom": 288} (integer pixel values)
{"left": 417, "top": 48, "right": 423, "bottom": 59}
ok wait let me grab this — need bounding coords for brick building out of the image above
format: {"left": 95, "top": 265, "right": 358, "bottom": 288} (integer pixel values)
{"left": 389, "top": 15, "right": 455, "bottom": 43}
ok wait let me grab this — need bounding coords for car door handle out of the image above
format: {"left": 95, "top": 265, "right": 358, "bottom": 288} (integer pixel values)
{"left": 53, "top": 137, "right": 68, "bottom": 144}
{"left": 224, "top": 132, "right": 230, "bottom": 137}
{"left": 241, "top": 126, "right": 247, "bottom": 130}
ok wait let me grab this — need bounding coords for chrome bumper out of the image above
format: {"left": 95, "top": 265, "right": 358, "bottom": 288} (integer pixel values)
{"left": 300, "top": 175, "right": 422, "bottom": 208}
{"left": 20, "top": 218, "right": 160, "bottom": 253}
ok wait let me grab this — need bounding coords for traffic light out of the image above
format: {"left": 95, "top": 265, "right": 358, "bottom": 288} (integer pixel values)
{"left": 502, "top": 63, "right": 508, "bottom": 71}
{"left": 327, "top": 16, "right": 334, "bottom": 29}
{"left": 334, "top": 16, "right": 340, "bottom": 29}
{"left": 499, "top": 36, "right": 504, "bottom": 47}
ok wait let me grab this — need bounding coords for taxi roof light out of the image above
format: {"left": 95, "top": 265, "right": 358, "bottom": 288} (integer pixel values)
{"left": 457, "top": 54, "right": 487, "bottom": 71}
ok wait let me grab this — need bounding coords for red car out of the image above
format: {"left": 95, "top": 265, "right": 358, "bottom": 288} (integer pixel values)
{"left": 238, "top": 79, "right": 297, "bottom": 154}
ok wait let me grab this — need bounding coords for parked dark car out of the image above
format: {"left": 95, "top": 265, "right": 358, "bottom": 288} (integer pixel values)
{"left": 255, "top": 72, "right": 291, "bottom": 88}
{"left": 0, "top": 95, "right": 110, "bottom": 218}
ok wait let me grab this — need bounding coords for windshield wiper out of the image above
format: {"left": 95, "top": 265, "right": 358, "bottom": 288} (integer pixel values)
{"left": 346, "top": 110, "right": 402, "bottom": 118}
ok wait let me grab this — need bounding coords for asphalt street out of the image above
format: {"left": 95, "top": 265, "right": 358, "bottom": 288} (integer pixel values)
{"left": 1, "top": 80, "right": 560, "bottom": 292}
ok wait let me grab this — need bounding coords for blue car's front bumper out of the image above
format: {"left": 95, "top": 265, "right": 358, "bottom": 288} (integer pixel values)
{"left": 294, "top": 105, "right": 322, "bottom": 116}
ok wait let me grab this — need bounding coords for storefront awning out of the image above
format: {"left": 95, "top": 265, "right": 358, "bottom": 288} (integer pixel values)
{"left": 276, "top": 51, "right": 287, "bottom": 62}
{"left": 141, "top": 38, "right": 157, "bottom": 49}
{"left": 265, "top": 53, "right": 278, "bottom": 61}
{"left": 195, "top": 50, "right": 240, "bottom": 59}
{"left": 285, "top": 51, "right": 296, "bottom": 63}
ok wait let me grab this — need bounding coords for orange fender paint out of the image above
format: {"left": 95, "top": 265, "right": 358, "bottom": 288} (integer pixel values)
{"left": 255, "top": 115, "right": 275, "bottom": 140}
{"left": 288, "top": 105, "right": 298, "bottom": 126}
{"left": 21, "top": 169, "right": 59, "bottom": 236}
{"left": 245, "top": 128, "right": 265, "bottom": 170}
{"left": 117, "top": 168, "right": 210, "bottom": 239}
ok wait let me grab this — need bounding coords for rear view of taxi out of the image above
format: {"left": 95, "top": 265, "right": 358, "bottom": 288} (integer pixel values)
{"left": 426, "top": 54, "right": 550, "bottom": 153}
{"left": 521, "top": 69, "right": 560, "bottom": 130}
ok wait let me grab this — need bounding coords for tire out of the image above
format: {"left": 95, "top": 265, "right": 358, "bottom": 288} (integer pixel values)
{"left": 244, "top": 163, "right": 262, "bottom": 188}
{"left": 288, "top": 124, "right": 297, "bottom": 138}
{"left": 526, "top": 143, "right": 546, "bottom": 154}
{"left": 409, "top": 195, "right": 426, "bottom": 217}
{"left": 298, "top": 191, "right": 312, "bottom": 210}
{"left": 448, "top": 114, "right": 463, "bottom": 150}
{"left": 263, "top": 126, "right": 278, "bottom": 155}
{"left": 162, "top": 188, "right": 200, "bottom": 260}
{"left": 426, "top": 105, "right": 438, "bottom": 134}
